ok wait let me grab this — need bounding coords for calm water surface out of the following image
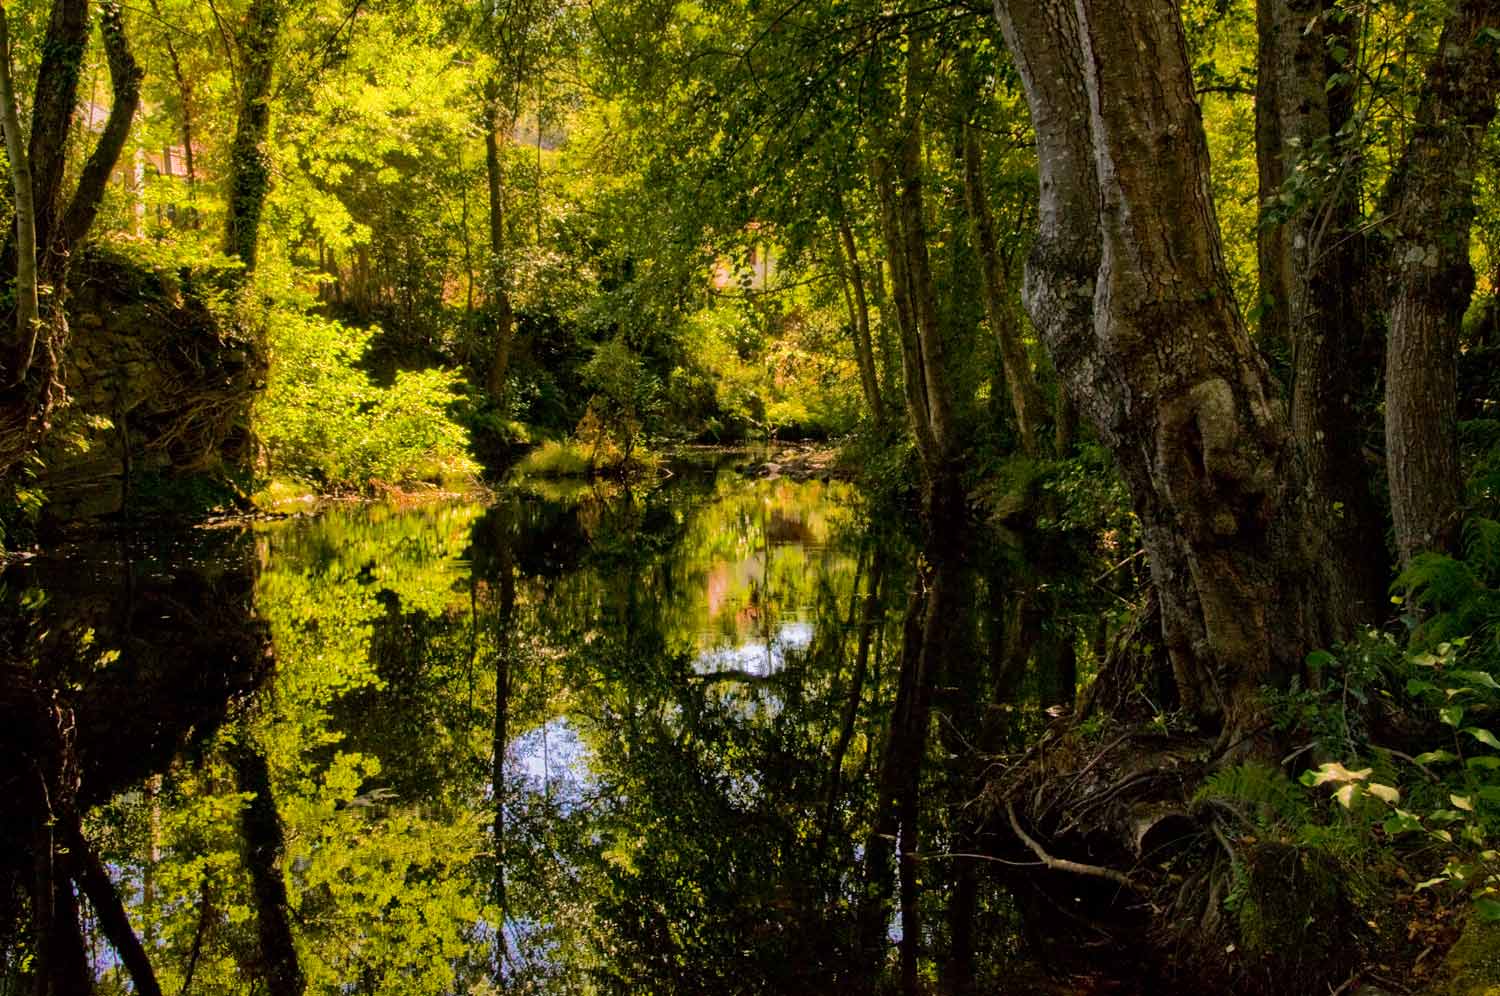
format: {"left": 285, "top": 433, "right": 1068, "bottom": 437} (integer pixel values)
{"left": 2, "top": 459, "right": 933, "bottom": 993}
{"left": 2, "top": 456, "right": 1131, "bottom": 994}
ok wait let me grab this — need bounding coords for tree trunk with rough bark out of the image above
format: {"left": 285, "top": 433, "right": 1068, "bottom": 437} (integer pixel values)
{"left": 1384, "top": 0, "right": 1500, "bottom": 565}
{"left": 1256, "top": 0, "right": 1388, "bottom": 627}
{"left": 224, "top": 0, "right": 280, "bottom": 271}
{"left": 995, "top": 0, "right": 1335, "bottom": 741}
{"left": 60, "top": 2, "right": 143, "bottom": 250}
{"left": 27, "top": 0, "right": 89, "bottom": 264}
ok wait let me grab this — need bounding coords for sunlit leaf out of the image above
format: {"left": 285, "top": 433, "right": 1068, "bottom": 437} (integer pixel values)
{"left": 1310, "top": 762, "right": 1372, "bottom": 786}
{"left": 1466, "top": 727, "right": 1500, "bottom": 750}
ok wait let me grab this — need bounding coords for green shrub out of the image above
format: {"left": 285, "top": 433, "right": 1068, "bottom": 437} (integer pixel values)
{"left": 516, "top": 440, "right": 593, "bottom": 478}
{"left": 257, "top": 311, "right": 476, "bottom": 491}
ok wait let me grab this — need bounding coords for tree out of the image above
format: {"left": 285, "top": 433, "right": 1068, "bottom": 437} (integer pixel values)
{"left": 225, "top": 0, "right": 284, "bottom": 271}
{"left": 1383, "top": 1, "right": 1500, "bottom": 565}
{"left": 0, "top": 0, "right": 140, "bottom": 469}
{"left": 994, "top": 0, "right": 1326, "bottom": 741}
{"left": 0, "top": 2, "right": 38, "bottom": 386}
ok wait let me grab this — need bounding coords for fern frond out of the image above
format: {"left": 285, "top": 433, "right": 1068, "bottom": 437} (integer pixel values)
{"left": 1194, "top": 762, "right": 1310, "bottom": 828}
{"left": 1398, "top": 552, "right": 1481, "bottom": 613}
{"left": 1465, "top": 518, "right": 1500, "bottom": 584}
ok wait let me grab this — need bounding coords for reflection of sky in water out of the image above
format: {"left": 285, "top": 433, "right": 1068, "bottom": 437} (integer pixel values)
{"left": 510, "top": 718, "right": 590, "bottom": 808}
{"left": 693, "top": 620, "right": 814, "bottom": 677}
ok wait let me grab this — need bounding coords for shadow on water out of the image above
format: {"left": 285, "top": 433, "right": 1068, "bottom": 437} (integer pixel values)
{"left": 0, "top": 530, "right": 272, "bottom": 994}
{"left": 1, "top": 458, "right": 1124, "bottom": 995}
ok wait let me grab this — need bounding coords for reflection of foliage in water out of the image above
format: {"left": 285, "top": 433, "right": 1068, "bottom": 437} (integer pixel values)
{"left": 84, "top": 466, "right": 906, "bottom": 993}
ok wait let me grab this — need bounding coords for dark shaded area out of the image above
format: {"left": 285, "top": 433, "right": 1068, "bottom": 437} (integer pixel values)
{"left": 0, "top": 527, "right": 273, "bottom": 993}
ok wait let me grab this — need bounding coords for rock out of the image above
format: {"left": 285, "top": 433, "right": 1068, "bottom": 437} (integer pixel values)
{"left": 36, "top": 247, "right": 266, "bottom": 525}
{"left": 1424, "top": 915, "right": 1500, "bottom": 995}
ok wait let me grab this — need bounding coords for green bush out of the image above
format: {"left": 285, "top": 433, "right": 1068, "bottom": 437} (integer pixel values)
{"left": 257, "top": 311, "right": 476, "bottom": 491}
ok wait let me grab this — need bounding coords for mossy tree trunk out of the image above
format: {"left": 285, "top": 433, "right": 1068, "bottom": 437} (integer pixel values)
{"left": 225, "top": 0, "right": 282, "bottom": 272}
{"left": 1256, "top": 0, "right": 1388, "bottom": 624}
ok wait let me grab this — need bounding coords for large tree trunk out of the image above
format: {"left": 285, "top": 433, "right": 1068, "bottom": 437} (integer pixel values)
{"left": 995, "top": 0, "right": 1335, "bottom": 741}
{"left": 1256, "top": 0, "right": 1388, "bottom": 627}
{"left": 224, "top": 0, "right": 281, "bottom": 271}
{"left": 27, "top": 0, "right": 89, "bottom": 263}
{"left": 1384, "top": 0, "right": 1500, "bottom": 565}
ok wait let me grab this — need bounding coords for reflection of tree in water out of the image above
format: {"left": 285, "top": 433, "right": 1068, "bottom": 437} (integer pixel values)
{"left": 0, "top": 532, "right": 273, "bottom": 995}
{"left": 0, "top": 468, "right": 1116, "bottom": 993}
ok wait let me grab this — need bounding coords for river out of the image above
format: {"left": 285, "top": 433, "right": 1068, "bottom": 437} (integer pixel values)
{"left": 0, "top": 453, "right": 1128, "bottom": 994}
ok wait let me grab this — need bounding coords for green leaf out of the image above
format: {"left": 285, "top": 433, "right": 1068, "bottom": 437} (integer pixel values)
{"left": 1455, "top": 670, "right": 1500, "bottom": 690}
{"left": 1306, "top": 650, "right": 1336, "bottom": 671}
{"left": 1465, "top": 726, "right": 1500, "bottom": 750}
{"left": 1469, "top": 756, "right": 1500, "bottom": 770}
{"left": 1476, "top": 898, "right": 1500, "bottom": 923}
{"left": 1442, "top": 705, "right": 1466, "bottom": 728}
{"left": 1414, "top": 750, "right": 1459, "bottom": 765}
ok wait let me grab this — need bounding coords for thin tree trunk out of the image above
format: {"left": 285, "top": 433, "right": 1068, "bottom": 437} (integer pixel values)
{"left": 60, "top": 1, "right": 144, "bottom": 250}
{"left": 962, "top": 118, "right": 1043, "bottom": 457}
{"left": 0, "top": 4, "right": 38, "bottom": 384}
{"left": 873, "top": 155, "right": 937, "bottom": 465}
{"left": 831, "top": 208, "right": 886, "bottom": 424}
{"left": 894, "top": 34, "right": 956, "bottom": 470}
{"left": 147, "top": 0, "right": 199, "bottom": 214}
{"left": 224, "top": 0, "right": 281, "bottom": 271}
{"left": 484, "top": 89, "right": 516, "bottom": 398}
{"left": 1384, "top": 0, "right": 1500, "bottom": 565}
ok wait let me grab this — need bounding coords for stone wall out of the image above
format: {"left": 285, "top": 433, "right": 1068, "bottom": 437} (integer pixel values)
{"left": 40, "top": 248, "right": 266, "bottom": 522}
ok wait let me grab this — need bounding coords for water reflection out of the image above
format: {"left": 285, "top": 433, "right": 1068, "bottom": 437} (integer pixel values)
{"left": 0, "top": 461, "right": 893, "bottom": 995}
